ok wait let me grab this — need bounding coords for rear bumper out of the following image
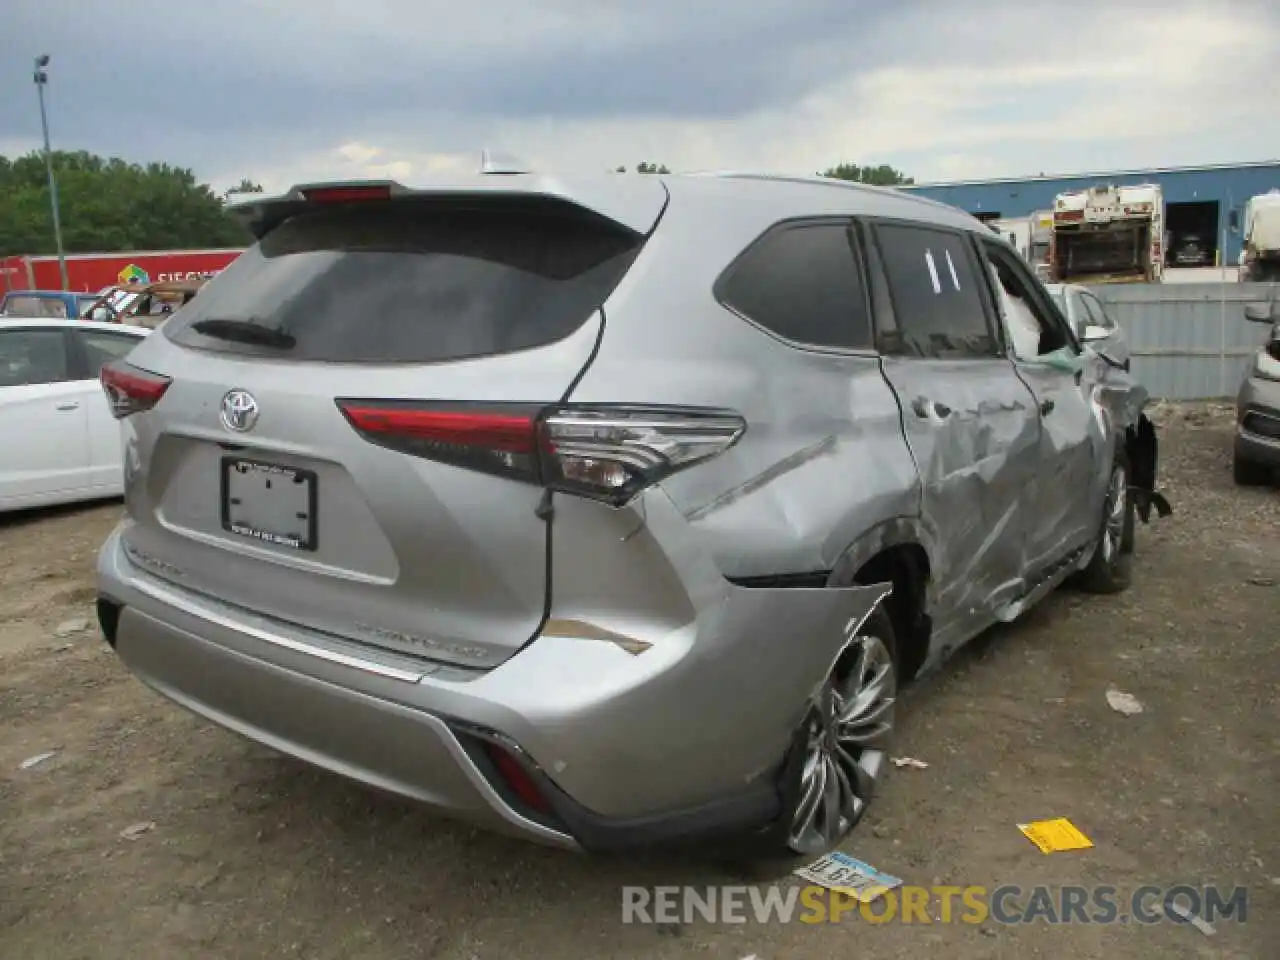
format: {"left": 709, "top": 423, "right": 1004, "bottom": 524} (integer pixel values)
{"left": 97, "top": 503, "right": 891, "bottom": 852}
{"left": 98, "top": 570, "right": 577, "bottom": 848}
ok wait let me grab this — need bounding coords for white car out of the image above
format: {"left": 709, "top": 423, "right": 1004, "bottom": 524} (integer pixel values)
{"left": 0, "top": 318, "right": 149, "bottom": 512}
{"left": 1044, "top": 282, "right": 1133, "bottom": 372}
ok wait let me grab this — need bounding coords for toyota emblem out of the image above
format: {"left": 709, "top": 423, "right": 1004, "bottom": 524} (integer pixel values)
{"left": 220, "top": 389, "right": 260, "bottom": 433}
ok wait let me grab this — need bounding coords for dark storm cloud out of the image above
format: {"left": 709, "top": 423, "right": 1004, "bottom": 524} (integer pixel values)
{"left": 0, "top": 0, "right": 905, "bottom": 154}
{"left": 2, "top": 0, "right": 1274, "bottom": 181}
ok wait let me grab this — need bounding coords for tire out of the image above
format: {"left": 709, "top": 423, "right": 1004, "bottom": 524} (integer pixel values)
{"left": 766, "top": 605, "right": 898, "bottom": 859}
{"left": 1233, "top": 453, "right": 1272, "bottom": 487}
{"left": 1119, "top": 473, "right": 1137, "bottom": 556}
{"left": 1079, "top": 455, "right": 1134, "bottom": 594}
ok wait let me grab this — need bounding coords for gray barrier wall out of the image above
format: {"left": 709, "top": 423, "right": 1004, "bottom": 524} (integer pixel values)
{"left": 1083, "top": 282, "right": 1278, "bottom": 400}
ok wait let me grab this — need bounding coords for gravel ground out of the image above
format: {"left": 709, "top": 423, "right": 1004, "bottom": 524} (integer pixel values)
{"left": 1, "top": 401, "right": 1277, "bottom": 959}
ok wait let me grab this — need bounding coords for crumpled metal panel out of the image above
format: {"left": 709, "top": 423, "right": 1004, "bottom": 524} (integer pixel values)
{"left": 877, "top": 356, "right": 1042, "bottom": 654}
{"left": 528, "top": 486, "right": 892, "bottom": 817}
{"left": 564, "top": 181, "right": 1170, "bottom": 688}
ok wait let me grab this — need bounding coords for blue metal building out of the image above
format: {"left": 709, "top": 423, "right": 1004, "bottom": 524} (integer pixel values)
{"left": 899, "top": 161, "right": 1280, "bottom": 266}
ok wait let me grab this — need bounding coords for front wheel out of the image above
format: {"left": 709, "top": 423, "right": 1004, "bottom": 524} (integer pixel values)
{"left": 1079, "top": 456, "right": 1134, "bottom": 594}
{"left": 777, "top": 606, "right": 897, "bottom": 858}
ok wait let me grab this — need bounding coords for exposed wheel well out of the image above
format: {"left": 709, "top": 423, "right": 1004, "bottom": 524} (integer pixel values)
{"left": 850, "top": 544, "right": 931, "bottom": 683}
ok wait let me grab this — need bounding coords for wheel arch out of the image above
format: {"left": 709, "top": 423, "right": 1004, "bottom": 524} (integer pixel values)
{"left": 829, "top": 518, "right": 937, "bottom": 682}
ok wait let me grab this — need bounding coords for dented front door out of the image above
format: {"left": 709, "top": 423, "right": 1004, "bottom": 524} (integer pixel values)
{"left": 879, "top": 357, "right": 1041, "bottom": 644}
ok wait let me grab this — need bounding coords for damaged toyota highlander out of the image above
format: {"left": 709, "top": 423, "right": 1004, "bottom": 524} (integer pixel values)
{"left": 95, "top": 165, "right": 1171, "bottom": 858}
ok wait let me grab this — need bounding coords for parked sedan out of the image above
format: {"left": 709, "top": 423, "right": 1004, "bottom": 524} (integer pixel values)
{"left": 1045, "top": 282, "right": 1132, "bottom": 371}
{"left": 1234, "top": 298, "right": 1280, "bottom": 485}
{"left": 0, "top": 318, "right": 149, "bottom": 512}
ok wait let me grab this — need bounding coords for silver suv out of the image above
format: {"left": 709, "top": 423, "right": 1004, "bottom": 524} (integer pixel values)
{"left": 96, "top": 168, "right": 1170, "bottom": 857}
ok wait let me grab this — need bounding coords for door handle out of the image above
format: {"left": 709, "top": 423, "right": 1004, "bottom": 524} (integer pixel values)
{"left": 55, "top": 401, "right": 80, "bottom": 411}
{"left": 1040, "top": 399, "right": 1055, "bottom": 416}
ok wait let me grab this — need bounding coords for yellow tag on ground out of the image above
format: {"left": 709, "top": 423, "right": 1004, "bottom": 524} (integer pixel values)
{"left": 1017, "top": 818, "right": 1094, "bottom": 854}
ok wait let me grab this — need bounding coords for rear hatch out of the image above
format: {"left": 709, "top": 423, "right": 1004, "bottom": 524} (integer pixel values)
{"left": 109, "top": 185, "right": 663, "bottom": 669}
{"left": 1054, "top": 226, "right": 1149, "bottom": 282}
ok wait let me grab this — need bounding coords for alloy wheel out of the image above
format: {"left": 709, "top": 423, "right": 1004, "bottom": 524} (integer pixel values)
{"left": 1100, "top": 464, "right": 1128, "bottom": 565}
{"left": 787, "top": 631, "right": 896, "bottom": 855}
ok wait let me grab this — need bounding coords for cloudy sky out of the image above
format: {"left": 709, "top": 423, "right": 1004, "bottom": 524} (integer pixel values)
{"left": 1, "top": 0, "right": 1276, "bottom": 193}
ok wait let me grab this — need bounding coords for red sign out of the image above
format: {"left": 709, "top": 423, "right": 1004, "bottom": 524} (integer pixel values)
{"left": 2, "top": 249, "right": 244, "bottom": 293}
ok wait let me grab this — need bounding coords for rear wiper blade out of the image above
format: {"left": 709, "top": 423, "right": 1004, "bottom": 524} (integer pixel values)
{"left": 190, "top": 318, "right": 296, "bottom": 349}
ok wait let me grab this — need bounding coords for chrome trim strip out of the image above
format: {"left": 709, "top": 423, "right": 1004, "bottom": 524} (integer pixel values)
{"left": 126, "top": 576, "right": 426, "bottom": 684}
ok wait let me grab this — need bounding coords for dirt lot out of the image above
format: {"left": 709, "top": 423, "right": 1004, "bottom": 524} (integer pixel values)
{"left": 2, "top": 402, "right": 1277, "bottom": 959}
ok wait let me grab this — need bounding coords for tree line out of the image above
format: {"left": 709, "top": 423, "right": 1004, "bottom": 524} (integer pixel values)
{"left": 617, "top": 161, "right": 912, "bottom": 186}
{"left": 0, "top": 151, "right": 262, "bottom": 256}
{"left": 0, "top": 149, "right": 912, "bottom": 257}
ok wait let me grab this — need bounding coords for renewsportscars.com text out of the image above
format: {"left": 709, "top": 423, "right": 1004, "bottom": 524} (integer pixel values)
{"left": 621, "top": 884, "right": 1248, "bottom": 926}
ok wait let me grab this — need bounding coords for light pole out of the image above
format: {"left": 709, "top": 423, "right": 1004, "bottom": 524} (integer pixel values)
{"left": 33, "top": 54, "right": 69, "bottom": 291}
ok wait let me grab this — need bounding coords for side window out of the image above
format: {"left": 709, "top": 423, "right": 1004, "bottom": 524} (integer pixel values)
{"left": 76, "top": 330, "right": 142, "bottom": 375}
{"left": 718, "top": 220, "right": 873, "bottom": 350}
{"left": 1081, "top": 293, "right": 1114, "bottom": 330}
{"left": 874, "top": 223, "right": 997, "bottom": 358}
{"left": 982, "top": 242, "right": 1074, "bottom": 362}
{"left": 0, "top": 329, "right": 71, "bottom": 387}
{"left": 1062, "top": 290, "right": 1089, "bottom": 336}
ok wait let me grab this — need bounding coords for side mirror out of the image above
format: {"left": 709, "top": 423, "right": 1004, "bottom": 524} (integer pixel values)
{"left": 1244, "top": 302, "right": 1279, "bottom": 323}
{"left": 1081, "top": 324, "right": 1110, "bottom": 342}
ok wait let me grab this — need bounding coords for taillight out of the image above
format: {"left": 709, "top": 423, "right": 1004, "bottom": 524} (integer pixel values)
{"left": 100, "top": 360, "right": 171, "bottom": 419}
{"left": 335, "top": 400, "right": 745, "bottom": 507}
{"left": 301, "top": 185, "right": 391, "bottom": 203}
{"left": 540, "top": 405, "right": 745, "bottom": 505}
{"left": 337, "top": 401, "right": 546, "bottom": 482}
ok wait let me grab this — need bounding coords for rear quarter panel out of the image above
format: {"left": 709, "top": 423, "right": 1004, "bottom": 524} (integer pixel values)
{"left": 568, "top": 183, "right": 920, "bottom": 578}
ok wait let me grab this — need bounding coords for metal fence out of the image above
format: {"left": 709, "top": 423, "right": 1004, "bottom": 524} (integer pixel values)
{"left": 1082, "top": 282, "right": 1279, "bottom": 400}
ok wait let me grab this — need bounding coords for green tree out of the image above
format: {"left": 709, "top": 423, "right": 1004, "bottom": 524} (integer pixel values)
{"left": 633, "top": 162, "right": 670, "bottom": 174}
{"left": 0, "top": 150, "right": 254, "bottom": 256}
{"left": 818, "top": 162, "right": 914, "bottom": 186}
{"left": 224, "top": 177, "right": 264, "bottom": 200}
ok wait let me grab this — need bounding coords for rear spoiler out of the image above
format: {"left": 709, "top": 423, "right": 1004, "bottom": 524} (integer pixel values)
{"left": 227, "top": 172, "right": 670, "bottom": 240}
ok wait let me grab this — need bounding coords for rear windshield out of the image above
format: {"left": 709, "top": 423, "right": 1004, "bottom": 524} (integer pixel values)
{"left": 164, "top": 201, "right": 643, "bottom": 362}
{"left": 2, "top": 295, "right": 68, "bottom": 318}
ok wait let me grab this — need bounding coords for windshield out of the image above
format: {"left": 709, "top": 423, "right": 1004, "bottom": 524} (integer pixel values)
{"left": 2, "top": 295, "right": 68, "bottom": 318}
{"left": 165, "top": 200, "right": 644, "bottom": 363}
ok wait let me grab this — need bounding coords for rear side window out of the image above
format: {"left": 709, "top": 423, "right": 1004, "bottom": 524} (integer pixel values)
{"left": 164, "top": 202, "right": 643, "bottom": 362}
{"left": 874, "top": 224, "right": 997, "bottom": 358}
{"left": 718, "top": 221, "right": 872, "bottom": 350}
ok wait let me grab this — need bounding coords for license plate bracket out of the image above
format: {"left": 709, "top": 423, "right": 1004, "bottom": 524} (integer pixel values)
{"left": 220, "top": 457, "right": 318, "bottom": 551}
